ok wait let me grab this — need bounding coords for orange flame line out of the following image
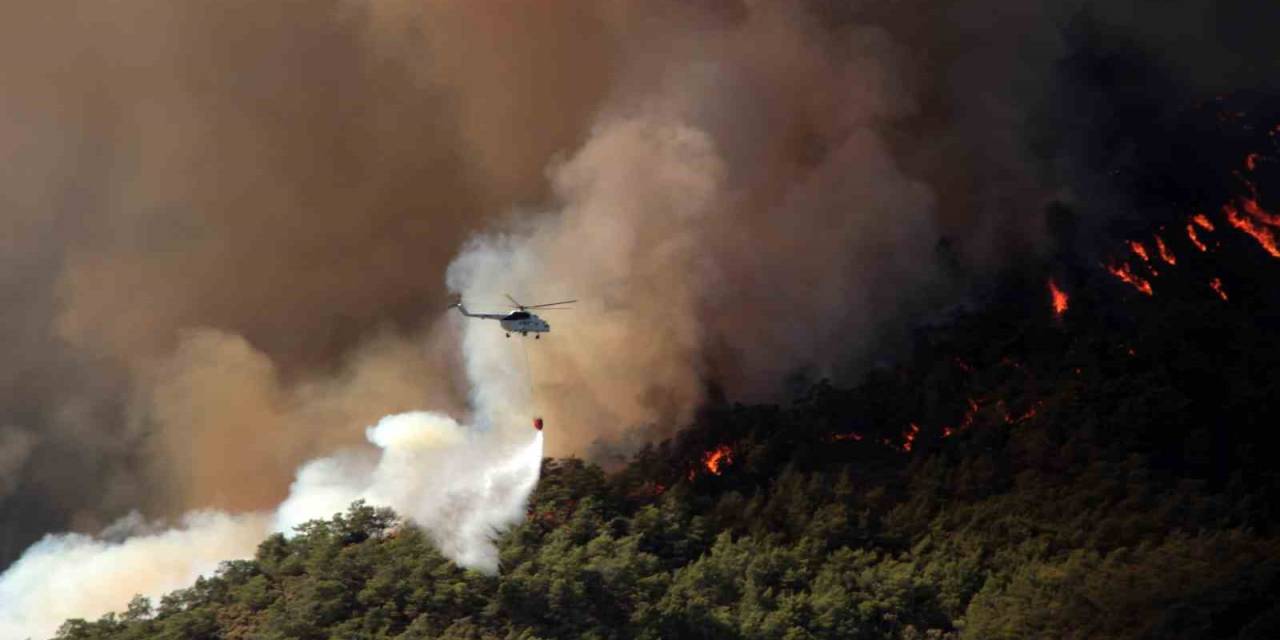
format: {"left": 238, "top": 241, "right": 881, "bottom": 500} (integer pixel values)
{"left": 1209, "top": 277, "right": 1228, "bottom": 301}
{"left": 1154, "top": 235, "right": 1176, "bottom": 265}
{"left": 999, "top": 400, "right": 1042, "bottom": 425}
{"left": 1240, "top": 197, "right": 1280, "bottom": 227}
{"left": 1224, "top": 204, "right": 1280, "bottom": 258}
{"left": 955, "top": 398, "right": 980, "bottom": 433}
{"left": 901, "top": 423, "right": 920, "bottom": 452}
{"left": 1186, "top": 224, "right": 1209, "bottom": 252}
{"left": 1129, "top": 240, "right": 1151, "bottom": 263}
{"left": 1106, "top": 262, "right": 1154, "bottom": 295}
{"left": 1192, "top": 213, "right": 1215, "bottom": 231}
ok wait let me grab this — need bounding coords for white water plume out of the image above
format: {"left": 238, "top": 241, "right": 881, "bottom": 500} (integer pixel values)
{"left": 0, "top": 327, "right": 544, "bottom": 639}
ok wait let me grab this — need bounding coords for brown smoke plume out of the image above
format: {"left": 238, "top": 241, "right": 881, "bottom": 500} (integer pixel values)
{"left": 3, "top": 0, "right": 1277, "bottom": 568}
{"left": 0, "top": 0, "right": 613, "bottom": 546}
{"left": 445, "top": 3, "right": 950, "bottom": 458}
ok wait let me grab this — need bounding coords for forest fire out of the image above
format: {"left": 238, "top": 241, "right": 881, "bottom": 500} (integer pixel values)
{"left": 1106, "top": 262, "right": 1155, "bottom": 295}
{"left": 1048, "top": 279, "right": 1069, "bottom": 316}
{"left": 999, "top": 400, "right": 1042, "bottom": 425}
{"left": 901, "top": 423, "right": 920, "bottom": 452}
{"left": 1224, "top": 204, "right": 1280, "bottom": 258}
{"left": 700, "top": 445, "right": 734, "bottom": 476}
{"left": 1186, "top": 223, "right": 1209, "bottom": 252}
{"left": 962, "top": 398, "right": 979, "bottom": 428}
{"left": 1240, "top": 196, "right": 1280, "bottom": 226}
{"left": 1210, "top": 277, "right": 1229, "bottom": 301}
{"left": 942, "top": 398, "right": 981, "bottom": 438}
{"left": 1192, "top": 213, "right": 1216, "bottom": 231}
{"left": 1129, "top": 240, "right": 1151, "bottom": 264}
{"left": 938, "top": 394, "right": 1043, "bottom": 439}
{"left": 1246, "top": 153, "right": 1260, "bottom": 171}
{"left": 1155, "top": 235, "right": 1177, "bottom": 265}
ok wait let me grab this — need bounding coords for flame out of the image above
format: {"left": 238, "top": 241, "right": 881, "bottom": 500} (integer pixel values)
{"left": 701, "top": 444, "right": 733, "bottom": 475}
{"left": 901, "top": 423, "right": 920, "bottom": 452}
{"left": 941, "top": 397, "right": 1001, "bottom": 438}
{"left": 1246, "top": 153, "right": 1260, "bottom": 171}
{"left": 1048, "top": 279, "right": 1069, "bottom": 316}
{"left": 831, "top": 431, "right": 864, "bottom": 442}
{"left": 1106, "top": 262, "right": 1154, "bottom": 295}
{"left": 1224, "top": 203, "right": 1280, "bottom": 258}
{"left": 999, "top": 400, "right": 1042, "bottom": 425}
{"left": 953, "top": 357, "right": 974, "bottom": 373}
{"left": 948, "top": 398, "right": 980, "bottom": 435}
{"left": 941, "top": 395, "right": 1042, "bottom": 438}
{"left": 1129, "top": 240, "right": 1151, "bottom": 263}
{"left": 1240, "top": 196, "right": 1280, "bottom": 227}
{"left": 1210, "top": 277, "right": 1228, "bottom": 301}
{"left": 1186, "top": 223, "right": 1209, "bottom": 252}
{"left": 1154, "top": 235, "right": 1177, "bottom": 265}
{"left": 1192, "top": 213, "right": 1216, "bottom": 231}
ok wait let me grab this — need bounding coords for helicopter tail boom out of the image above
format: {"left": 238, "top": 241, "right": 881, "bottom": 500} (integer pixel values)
{"left": 450, "top": 302, "right": 507, "bottom": 320}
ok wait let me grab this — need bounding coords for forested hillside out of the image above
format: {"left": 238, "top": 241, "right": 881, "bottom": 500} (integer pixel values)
{"left": 52, "top": 252, "right": 1280, "bottom": 638}
{"left": 51, "top": 100, "right": 1280, "bottom": 640}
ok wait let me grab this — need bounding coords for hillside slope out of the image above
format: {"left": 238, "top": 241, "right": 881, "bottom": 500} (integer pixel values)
{"left": 52, "top": 259, "right": 1280, "bottom": 639}
{"left": 52, "top": 102, "right": 1280, "bottom": 640}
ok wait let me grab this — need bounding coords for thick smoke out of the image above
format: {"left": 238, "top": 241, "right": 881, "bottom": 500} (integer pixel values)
{"left": 0, "top": 511, "right": 271, "bottom": 640}
{"left": 277, "top": 413, "right": 542, "bottom": 570}
{"left": 1, "top": 228, "right": 547, "bottom": 637}
{"left": 0, "top": 384, "right": 542, "bottom": 639}
{"left": 3, "top": 0, "right": 1277, "bottom": 606}
{"left": 0, "top": 426, "right": 37, "bottom": 500}
{"left": 447, "top": 5, "right": 943, "bottom": 456}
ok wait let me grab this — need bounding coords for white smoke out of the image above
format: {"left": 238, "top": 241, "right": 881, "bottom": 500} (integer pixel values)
{"left": 276, "top": 412, "right": 544, "bottom": 571}
{"left": 0, "top": 417, "right": 542, "bottom": 639}
{"left": 0, "top": 511, "right": 272, "bottom": 639}
{"left": 0, "top": 318, "right": 545, "bottom": 638}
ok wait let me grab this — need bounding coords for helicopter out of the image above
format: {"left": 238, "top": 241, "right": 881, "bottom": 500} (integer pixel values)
{"left": 450, "top": 295, "right": 576, "bottom": 338}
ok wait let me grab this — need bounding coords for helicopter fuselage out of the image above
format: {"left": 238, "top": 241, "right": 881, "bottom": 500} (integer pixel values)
{"left": 498, "top": 311, "right": 550, "bottom": 334}
{"left": 451, "top": 303, "right": 551, "bottom": 336}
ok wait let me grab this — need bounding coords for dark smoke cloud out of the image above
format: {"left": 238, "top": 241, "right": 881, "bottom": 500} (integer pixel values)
{"left": 2, "top": 0, "right": 1276, "bottom": 568}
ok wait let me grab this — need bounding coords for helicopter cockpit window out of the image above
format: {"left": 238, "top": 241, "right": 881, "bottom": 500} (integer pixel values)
{"left": 508, "top": 311, "right": 531, "bottom": 320}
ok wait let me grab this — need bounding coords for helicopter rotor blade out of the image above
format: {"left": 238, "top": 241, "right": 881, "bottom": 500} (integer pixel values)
{"left": 525, "top": 299, "right": 577, "bottom": 309}
{"left": 505, "top": 294, "right": 524, "bottom": 309}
